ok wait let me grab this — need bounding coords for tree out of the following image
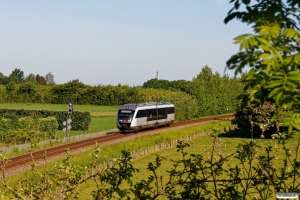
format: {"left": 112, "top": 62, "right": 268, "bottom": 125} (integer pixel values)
{"left": 143, "top": 78, "right": 189, "bottom": 92}
{"left": 24, "top": 73, "right": 37, "bottom": 84}
{"left": 193, "top": 65, "right": 214, "bottom": 82}
{"left": 5, "top": 82, "right": 18, "bottom": 102}
{"left": 18, "top": 82, "right": 37, "bottom": 102}
{"left": 50, "top": 79, "right": 88, "bottom": 104}
{"left": 224, "top": 0, "right": 300, "bottom": 136}
{"left": 0, "top": 73, "right": 8, "bottom": 85}
{"left": 6, "top": 81, "right": 16, "bottom": 93}
{"left": 10, "top": 68, "right": 24, "bottom": 83}
{"left": 45, "top": 72, "right": 55, "bottom": 85}
{"left": 36, "top": 74, "right": 46, "bottom": 85}
{"left": 7, "top": 75, "right": 20, "bottom": 84}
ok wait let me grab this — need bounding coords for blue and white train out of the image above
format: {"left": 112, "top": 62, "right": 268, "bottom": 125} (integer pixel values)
{"left": 117, "top": 102, "right": 175, "bottom": 133}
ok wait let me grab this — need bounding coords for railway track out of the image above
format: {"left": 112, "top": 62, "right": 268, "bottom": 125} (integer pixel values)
{"left": 2, "top": 114, "right": 234, "bottom": 173}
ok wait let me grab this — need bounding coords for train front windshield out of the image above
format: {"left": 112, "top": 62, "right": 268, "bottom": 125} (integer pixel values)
{"left": 118, "top": 110, "right": 135, "bottom": 123}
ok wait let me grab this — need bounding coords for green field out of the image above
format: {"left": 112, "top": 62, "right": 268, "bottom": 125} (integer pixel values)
{"left": 54, "top": 116, "right": 117, "bottom": 138}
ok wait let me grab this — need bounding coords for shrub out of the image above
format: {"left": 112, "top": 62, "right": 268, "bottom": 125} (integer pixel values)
{"left": 233, "top": 100, "right": 285, "bottom": 138}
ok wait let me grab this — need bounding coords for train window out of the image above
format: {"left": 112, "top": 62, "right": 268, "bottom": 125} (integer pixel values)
{"left": 158, "top": 108, "right": 167, "bottom": 119}
{"left": 118, "top": 110, "right": 134, "bottom": 116}
{"left": 136, "top": 110, "right": 146, "bottom": 118}
{"left": 167, "top": 107, "right": 175, "bottom": 114}
{"left": 147, "top": 109, "right": 157, "bottom": 121}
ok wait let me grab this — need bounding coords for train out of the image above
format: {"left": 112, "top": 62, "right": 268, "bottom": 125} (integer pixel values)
{"left": 117, "top": 102, "right": 175, "bottom": 133}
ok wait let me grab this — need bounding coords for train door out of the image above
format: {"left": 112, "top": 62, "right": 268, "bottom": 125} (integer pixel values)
{"left": 146, "top": 108, "right": 157, "bottom": 127}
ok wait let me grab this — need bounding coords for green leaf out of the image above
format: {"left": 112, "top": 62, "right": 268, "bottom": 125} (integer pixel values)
{"left": 292, "top": 118, "right": 300, "bottom": 130}
{"left": 271, "top": 75, "right": 285, "bottom": 80}
{"left": 265, "top": 81, "right": 283, "bottom": 88}
{"left": 268, "top": 87, "right": 283, "bottom": 98}
{"left": 285, "top": 80, "right": 298, "bottom": 88}
{"left": 283, "top": 85, "right": 294, "bottom": 93}
{"left": 294, "top": 53, "right": 300, "bottom": 65}
{"left": 275, "top": 90, "right": 284, "bottom": 104}
{"left": 260, "top": 45, "right": 271, "bottom": 52}
{"left": 287, "top": 71, "right": 300, "bottom": 80}
{"left": 283, "top": 56, "right": 294, "bottom": 65}
{"left": 256, "top": 37, "right": 270, "bottom": 45}
{"left": 234, "top": 34, "right": 252, "bottom": 44}
{"left": 258, "top": 53, "right": 271, "bottom": 59}
{"left": 283, "top": 29, "right": 300, "bottom": 44}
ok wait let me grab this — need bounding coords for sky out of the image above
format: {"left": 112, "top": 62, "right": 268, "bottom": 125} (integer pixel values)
{"left": 0, "top": 0, "right": 253, "bottom": 86}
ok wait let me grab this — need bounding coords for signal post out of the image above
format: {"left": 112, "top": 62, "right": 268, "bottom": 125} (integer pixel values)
{"left": 63, "top": 102, "right": 73, "bottom": 141}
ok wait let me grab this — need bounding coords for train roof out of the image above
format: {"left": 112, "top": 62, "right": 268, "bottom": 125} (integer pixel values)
{"left": 118, "top": 102, "right": 174, "bottom": 110}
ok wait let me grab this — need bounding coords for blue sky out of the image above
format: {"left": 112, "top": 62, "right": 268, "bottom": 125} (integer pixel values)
{"left": 0, "top": 0, "right": 252, "bottom": 86}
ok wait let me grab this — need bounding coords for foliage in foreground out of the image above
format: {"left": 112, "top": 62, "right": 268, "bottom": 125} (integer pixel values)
{"left": 225, "top": 0, "right": 300, "bottom": 137}
{"left": 0, "top": 128, "right": 300, "bottom": 199}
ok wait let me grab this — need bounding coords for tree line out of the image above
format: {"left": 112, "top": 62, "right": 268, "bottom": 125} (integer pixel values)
{"left": 143, "top": 65, "right": 245, "bottom": 116}
{"left": 0, "top": 68, "right": 55, "bottom": 85}
{"left": 0, "top": 66, "right": 244, "bottom": 119}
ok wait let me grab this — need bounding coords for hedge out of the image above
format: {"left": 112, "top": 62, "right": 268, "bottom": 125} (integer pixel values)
{"left": 0, "top": 109, "right": 91, "bottom": 131}
{"left": 0, "top": 116, "right": 58, "bottom": 143}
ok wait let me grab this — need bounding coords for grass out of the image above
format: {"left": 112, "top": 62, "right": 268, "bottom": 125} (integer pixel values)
{"left": 61, "top": 124, "right": 300, "bottom": 199}
{"left": 2, "top": 121, "right": 300, "bottom": 199}
{"left": 89, "top": 116, "right": 117, "bottom": 131}
{"left": 54, "top": 116, "right": 117, "bottom": 139}
{"left": 124, "top": 132, "right": 300, "bottom": 199}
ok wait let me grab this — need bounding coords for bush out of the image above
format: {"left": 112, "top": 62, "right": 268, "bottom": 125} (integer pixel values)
{"left": 233, "top": 100, "right": 285, "bottom": 138}
{"left": 38, "top": 117, "right": 58, "bottom": 138}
